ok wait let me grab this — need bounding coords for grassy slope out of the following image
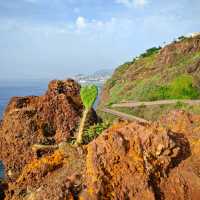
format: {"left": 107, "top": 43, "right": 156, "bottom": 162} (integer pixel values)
{"left": 98, "top": 36, "right": 200, "bottom": 122}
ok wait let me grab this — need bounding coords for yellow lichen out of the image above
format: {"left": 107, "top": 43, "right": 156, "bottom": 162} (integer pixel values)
{"left": 108, "top": 121, "right": 129, "bottom": 132}
{"left": 17, "top": 149, "right": 65, "bottom": 183}
{"left": 86, "top": 145, "right": 98, "bottom": 184}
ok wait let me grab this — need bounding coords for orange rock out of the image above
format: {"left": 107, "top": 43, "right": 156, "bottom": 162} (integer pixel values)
{"left": 0, "top": 79, "right": 98, "bottom": 182}
{"left": 2, "top": 107, "right": 200, "bottom": 200}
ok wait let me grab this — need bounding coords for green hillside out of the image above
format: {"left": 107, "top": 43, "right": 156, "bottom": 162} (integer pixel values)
{"left": 98, "top": 34, "right": 200, "bottom": 121}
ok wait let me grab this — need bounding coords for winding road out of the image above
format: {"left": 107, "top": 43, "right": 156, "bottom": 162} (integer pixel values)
{"left": 101, "top": 108, "right": 150, "bottom": 123}
{"left": 101, "top": 99, "right": 200, "bottom": 123}
{"left": 111, "top": 99, "right": 200, "bottom": 108}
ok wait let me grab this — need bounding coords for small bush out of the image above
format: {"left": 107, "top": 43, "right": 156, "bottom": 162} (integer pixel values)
{"left": 83, "top": 122, "right": 110, "bottom": 144}
{"left": 140, "top": 47, "right": 161, "bottom": 58}
{"left": 175, "top": 101, "right": 186, "bottom": 109}
{"left": 178, "top": 36, "right": 187, "bottom": 41}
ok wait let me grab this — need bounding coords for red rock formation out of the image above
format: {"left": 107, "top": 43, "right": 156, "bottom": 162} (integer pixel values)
{"left": 157, "top": 36, "right": 200, "bottom": 65}
{"left": 1, "top": 106, "right": 200, "bottom": 199}
{"left": 0, "top": 79, "right": 98, "bottom": 182}
{"left": 80, "top": 119, "right": 190, "bottom": 200}
{"left": 4, "top": 144, "right": 85, "bottom": 200}
{"left": 158, "top": 110, "right": 200, "bottom": 200}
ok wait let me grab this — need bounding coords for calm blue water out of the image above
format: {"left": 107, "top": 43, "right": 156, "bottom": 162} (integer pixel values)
{"left": 0, "top": 80, "right": 49, "bottom": 119}
{"left": 0, "top": 80, "right": 102, "bottom": 178}
{"left": 0, "top": 161, "right": 4, "bottom": 179}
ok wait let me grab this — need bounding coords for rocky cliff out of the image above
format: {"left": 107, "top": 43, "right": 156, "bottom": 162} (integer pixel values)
{"left": 98, "top": 35, "right": 200, "bottom": 121}
{"left": 0, "top": 79, "right": 98, "bottom": 183}
{"left": 1, "top": 109, "right": 200, "bottom": 200}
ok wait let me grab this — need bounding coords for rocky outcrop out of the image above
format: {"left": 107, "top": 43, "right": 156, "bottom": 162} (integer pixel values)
{"left": 157, "top": 36, "right": 200, "bottom": 65}
{"left": 79, "top": 110, "right": 200, "bottom": 200}
{"left": 4, "top": 143, "right": 85, "bottom": 200}
{"left": 158, "top": 111, "right": 200, "bottom": 200}
{"left": 0, "top": 79, "right": 98, "bottom": 182}
{"left": 80, "top": 117, "right": 191, "bottom": 199}
{"left": 1, "top": 90, "right": 200, "bottom": 200}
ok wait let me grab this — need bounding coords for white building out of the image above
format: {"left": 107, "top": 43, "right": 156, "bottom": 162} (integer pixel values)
{"left": 187, "top": 32, "right": 200, "bottom": 38}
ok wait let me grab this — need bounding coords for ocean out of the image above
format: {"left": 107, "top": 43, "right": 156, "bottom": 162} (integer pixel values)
{"left": 0, "top": 80, "right": 49, "bottom": 119}
{"left": 0, "top": 79, "right": 102, "bottom": 178}
{"left": 0, "top": 161, "right": 4, "bottom": 179}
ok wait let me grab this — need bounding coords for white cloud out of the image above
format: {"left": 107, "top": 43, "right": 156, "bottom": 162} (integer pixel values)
{"left": 76, "top": 16, "right": 86, "bottom": 29}
{"left": 134, "top": 0, "right": 148, "bottom": 7}
{"left": 75, "top": 16, "right": 113, "bottom": 32}
{"left": 116, "top": 0, "right": 148, "bottom": 8}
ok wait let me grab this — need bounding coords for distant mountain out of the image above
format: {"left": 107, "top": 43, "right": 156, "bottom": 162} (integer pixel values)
{"left": 92, "top": 69, "right": 114, "bottom": 77}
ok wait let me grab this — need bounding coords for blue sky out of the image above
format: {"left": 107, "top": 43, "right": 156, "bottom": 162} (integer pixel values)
{"left": 0, "top": 0, "right": 200, "bottom": 80}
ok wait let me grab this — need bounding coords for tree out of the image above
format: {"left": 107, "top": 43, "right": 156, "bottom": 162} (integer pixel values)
{"left": 76, "top": 85, "right": 98, "bottom": 145}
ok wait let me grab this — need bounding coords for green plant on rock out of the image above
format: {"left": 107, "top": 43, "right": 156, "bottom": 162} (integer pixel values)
{"left": 76, "top": 85, "right": 98, "bottom": 145}
{"left": 83, "top": 121, "right": 110, "bottom": 144}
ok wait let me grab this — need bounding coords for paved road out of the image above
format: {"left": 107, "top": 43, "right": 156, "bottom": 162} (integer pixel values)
{"left": 112, "top": 99, "right": 200, "bottom": 108}
{"left": 101, "top": 108, "right": 149, "bottom": 123}
{"left": 102, "top": 99, "right": 200, "bottom": 123}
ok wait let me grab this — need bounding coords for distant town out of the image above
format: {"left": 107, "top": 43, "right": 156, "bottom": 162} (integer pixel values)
{"left": 72, "top": 69, "right": 113, "bottom": 85}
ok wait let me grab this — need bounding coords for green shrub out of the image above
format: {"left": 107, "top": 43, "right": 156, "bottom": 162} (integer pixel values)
{"left": 140, "top": 47, "right": 161, "bottom": 58}
{"left": 83, "top": 122, "right": 110, "bottom": 144}
{"left": 178, "top": 36, "right": 187, "bottom": 41}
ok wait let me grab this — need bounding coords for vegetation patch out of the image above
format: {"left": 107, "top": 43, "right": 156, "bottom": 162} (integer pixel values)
{"left": 140, "top": 47, "right": 161, "bottom": 58}
{"left": 167, "top": 75, "right": 200, "bottom": 99}
{"left": 107, "top": 74, "right": 200, "bottom": 105}
{"left": 83, "top": 122, "right": 110, "bottom": 144}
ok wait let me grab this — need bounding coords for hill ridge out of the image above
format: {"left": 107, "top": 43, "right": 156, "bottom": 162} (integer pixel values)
{"left": 98, "top": 34, "right": 200, "bottom": 121}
